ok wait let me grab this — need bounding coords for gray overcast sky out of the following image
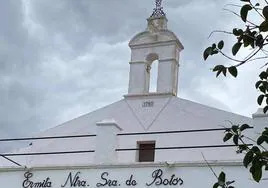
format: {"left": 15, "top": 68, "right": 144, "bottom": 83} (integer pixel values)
{"left": 0, "top": 0, "right": 261, "bottom": 150}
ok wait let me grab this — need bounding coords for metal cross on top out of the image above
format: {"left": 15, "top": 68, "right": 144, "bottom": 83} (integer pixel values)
{"left": 156, "top": 0, "right": 162, "bottom": 8}
{"left": 151, "top": 0, "right": 166, "bottom": 18}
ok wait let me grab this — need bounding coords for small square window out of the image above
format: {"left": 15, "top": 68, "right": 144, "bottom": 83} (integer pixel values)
{"left": 137, "top": 141, "right": 155, "bottom": 162}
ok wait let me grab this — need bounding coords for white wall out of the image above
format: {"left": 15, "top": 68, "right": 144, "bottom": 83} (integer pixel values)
{"left": 0, "top": 164, "right": 266, "bottom": 188}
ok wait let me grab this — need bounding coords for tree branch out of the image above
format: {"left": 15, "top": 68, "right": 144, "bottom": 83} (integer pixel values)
{"left": 247, "top": 56, "right": 268, "bottom": 62}
{"left": 243, "top": 136, "right": 267, "bottom": 151}
{"left": 224, "top": 4, "right": 242, "bottom": 8}
{"left": 201, "top": 152, "right": 218, "bottom": 179}
{"left": 234, "top": 48, "right": 262, "bottom": 67}
{"left": 260, "top": 62, "right": 268, "bottom": 68}
{"left": 261, "top": 48, "right": 268, "bottom": 56}
{"left": 249, "top": 2, "right": 265, "bottom": 19}
{"left": 218, "top": 50, "right": 243, "bottom": 63}
{"left": 223, "top": 8, "right": 258, "bottom": 27}
{"left": 208, "top": 30, "right": 233, "bottom": 38}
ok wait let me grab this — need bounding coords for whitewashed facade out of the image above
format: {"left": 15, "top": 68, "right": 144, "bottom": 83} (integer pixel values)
{"left": 0, "top": 1, "right": 267, "bottom": 188}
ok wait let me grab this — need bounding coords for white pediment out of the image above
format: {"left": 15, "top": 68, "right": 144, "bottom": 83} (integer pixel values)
{"left": 129, "top": 30, "right": 183, "bottom": 49}
{"left": 125, "top": 96, "right": 172, "bottom": 130}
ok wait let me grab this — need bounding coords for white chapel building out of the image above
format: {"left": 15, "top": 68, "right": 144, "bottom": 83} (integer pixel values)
{"left": 0, "top": 1, "right": 267, "bottom": 188}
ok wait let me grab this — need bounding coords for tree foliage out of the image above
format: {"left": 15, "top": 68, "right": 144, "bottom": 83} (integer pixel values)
{"left": 204, "top": 0, "right": 268, "bottom": 112}
{"left": 203, "top": 0, "right": 268, "bottom": 186}
{"left": 211, "top": 123, "right": 267, "bottom": 188}
{"left": 223, "top": 124, "right": 268, "bottom": 183}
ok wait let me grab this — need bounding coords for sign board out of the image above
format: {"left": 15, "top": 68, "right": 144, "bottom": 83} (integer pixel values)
{"left": 0, "top": 165, "right": 266, "bottom": 188}
{"left": 0, "top": 167, "right": 184, "bottom": 188}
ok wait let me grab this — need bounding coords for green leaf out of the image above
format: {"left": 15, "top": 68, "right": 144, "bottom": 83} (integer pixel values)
{"left": 242, "top": 34, "right": 254, "bottom": 47}
{"left": 263, "top": 135, "right": 268, "bottom": 144}
{"left": 233, "top": 135, "right": 239, "bottom": 145}
{"left": 252, "top": 31, "right": 257, "bottom": 35}
{"left": 226, "top": 180, "right": 235, "bottom": 186}
{"left": 243, "top": 151, "right": 253, "bottom": 168}
{"left": 232, "top": 125, "right": 239, "bottom": 132}
{"left": 240, "top": 4, "right": 252, "bottom": 22}
{"left": 222, "top": 68, "right": 227, "bottom": 76}
{"left": 250, "top": 165, "right": 254, "bottom": 173}
{"left": 263, "top": 129, "right": 268, "bottom": 135}
{"left": 211, "top": 50, "right": 219, "bottom": 55}
{"left": 216, "top": 71, "right": 221, "bottom": 77}
{"left": 218, "top": 171, "right": 226, "bottom": 182}
{"left": 203, "top": 47, "right": 212, "bottom": 60}
{"left": 263, "top": 151, "right": 268, "bottom": 157}
{"left": 257, "top": 95, "right": 265, "bottom": 105}
{"left": 223, "top": 133, "right": 233, "bottom": 142}
{"left": 265, "top": 137, "right": 268, "bottom": 143}
{"left": 232, "top": 42, "right": 242, "bottom": 56}
{"left": 259, "top": 85, "right": 266, "bottom": 93}
{"left": 213, "top": 65, "right": 226, "bottom": 77}
{"left": 256, "top": 35, "right": 264, "bottom": 47}
{"left": 257, "top": 136, "right": 265, "bottom": 145}
{"left": 259, "top": 86, "right": 266, "bottom": 93}
{"left": 213, "top": 183, "right": 219, "bottom": 188}
{"left": 263, "top": 81, "right": 268, "bottom": 90}
{"left": 259, "top": 71, "right": 268, "bottom": 79}
{"left": 239, "top": 144, "right": 248, "bottom": 151}
{"left": 228, "top": 66, "right": 238, "bottom": 77}
{"left": 233, "top": 28, "right": 240, "bottom": 36}
{"left": 240, "top": 124, "right": 251, "bottom": 131}
{"left": 213, "top": 65, "right": 224, "bottom": 71}
{"left": 253, "top": 168, "right": 262, "bottom": 182}
{"left": 260, "top": 86, "right": 267, "bottom": 93}
{"left": 251, "top": 146, "right": 261, "bottom": 154}
{"left": 218, "top": 40, "right": 224, "bottom": 49}
{"left": 260, "top": 20, "right": 268, "bottom": 32}
{"left": 255, "top": 81, "right": 262, "bottom": 89}
{"left": 263, "top": 6, "right": 268, "bottom": 19}
{"left": 252, "top": 161, "right": 262, "bottom": 182}
{"left": 264, "top": 106, "right": 268, "bottom": 113}
{"left": 238, "top": 29, "right": 243, "bottom": 35}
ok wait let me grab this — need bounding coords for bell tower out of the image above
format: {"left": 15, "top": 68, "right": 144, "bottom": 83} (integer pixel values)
{"left": 126, "top": 0, "right": 184, "bottom": 97}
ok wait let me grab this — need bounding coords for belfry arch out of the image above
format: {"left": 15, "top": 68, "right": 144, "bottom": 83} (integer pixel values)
{"left": 126, "top": 6, "right": 184, "bottom": 97}
{"left": 146, "top": 53, "right": 159, "bottom": 93}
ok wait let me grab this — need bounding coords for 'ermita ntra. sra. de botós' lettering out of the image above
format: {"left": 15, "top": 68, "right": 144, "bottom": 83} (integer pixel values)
{"left": 22, "top": 169, "right": 183, "bottom": 188}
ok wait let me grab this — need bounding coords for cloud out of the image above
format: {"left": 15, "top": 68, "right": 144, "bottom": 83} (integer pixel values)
{"left": 0, "top": 0, "right": 260, "bottom": 151}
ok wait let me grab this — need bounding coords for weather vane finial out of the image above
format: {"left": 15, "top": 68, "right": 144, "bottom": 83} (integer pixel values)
{"left": 151, "top": 0, "right": 166, "bottom": 18}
